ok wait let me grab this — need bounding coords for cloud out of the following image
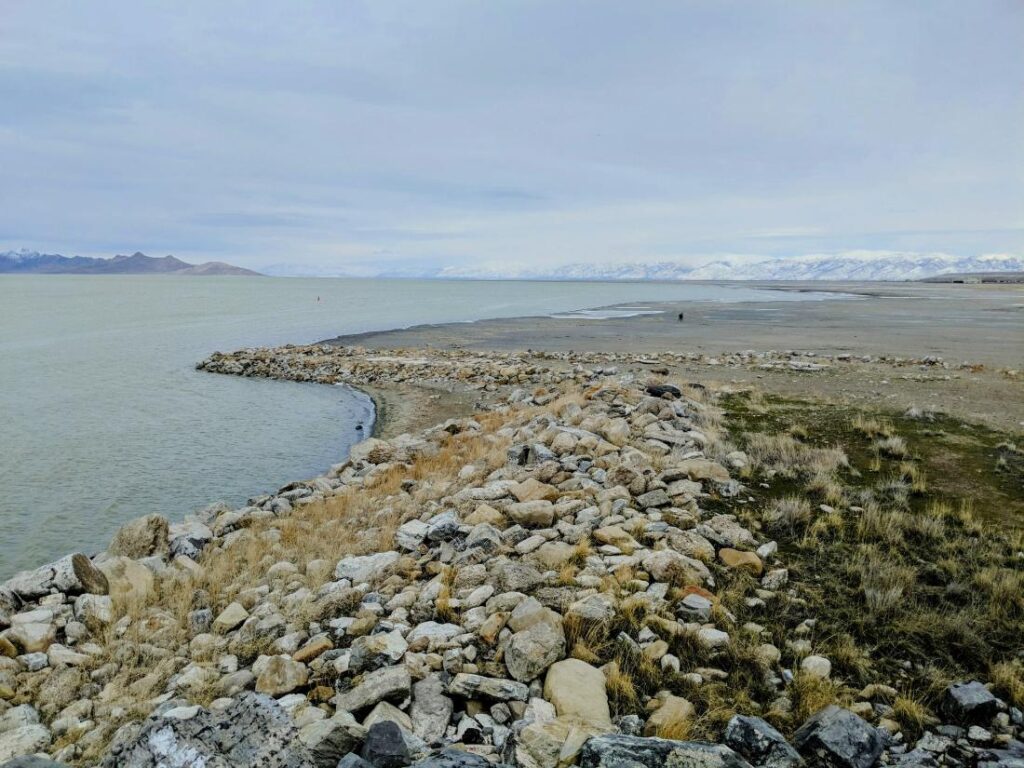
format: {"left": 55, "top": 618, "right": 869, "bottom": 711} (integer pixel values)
{"left": 0, "top": 1, "right": 1021, "bottom": 270}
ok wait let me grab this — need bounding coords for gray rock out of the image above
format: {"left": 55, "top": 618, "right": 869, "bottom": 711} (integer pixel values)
{"left": 360, "top": 721, "right": 418, "bottom": 768}
{"left": 297, "top": 712, "right": 366, "bottom": 767}
{"left": 408, "top": 750, "right": 493, "bottom": 767}
{"left": 792, "top": 705, "right": 882, "bottom": 768}
{"left": 410, "top": 674, "right": 453, "bottom": 745}
{"left": 504, "top": 616, "right": 565, "bottom": 683}
{"left": 335, "top": 665, "right": 412, "bottom": 713}
{"left": 350, "top": 631, "right": 409, "bottom": 673}
{"left": 335, "top": 552, "right": 401, "bottom": 584}
{"left": 579, "top": 734, "right": 752, "bottom": 768}
{"left": 0, "top": 758, "right": 71, "bottom": 768}
{"left": 3, "top": 554, "right": 107, "bottom": 599}
{"left": 724, "top": 715, "right": 802, "bottom": 768}
{"left": 338, "top": 755, "right": 375, "bottom": 768}
{"left": 168, "top": 519, "right": 214, "bottom": 559}
{"left": 0, "top": 725, "right": 51, "bottom": 763}
{"left": 448, "top": 673, "right": 529, "bottom": 702}
{"left": 941, "top": 681, "right": 1000, "bottom": 725}
{"left": 99, "top": 693, "right": 314, "bottom": 767}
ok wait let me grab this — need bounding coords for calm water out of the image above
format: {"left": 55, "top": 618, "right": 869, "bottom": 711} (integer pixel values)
{"left": 0, "top": 276, "right": 838, "bottom": 577}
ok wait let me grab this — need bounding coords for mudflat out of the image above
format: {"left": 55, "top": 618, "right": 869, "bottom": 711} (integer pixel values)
{"left": 326, "top": 281, "right": 1024, "bottom": 432}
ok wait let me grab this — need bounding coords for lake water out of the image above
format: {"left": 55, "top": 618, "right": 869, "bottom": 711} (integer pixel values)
{"left": 0, "top": 276, "right": 839, "bottom": 577}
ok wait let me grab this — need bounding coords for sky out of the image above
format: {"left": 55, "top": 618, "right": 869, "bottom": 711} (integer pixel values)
{"left": 1, "top": 1, "right": 1022, "bottom": 274}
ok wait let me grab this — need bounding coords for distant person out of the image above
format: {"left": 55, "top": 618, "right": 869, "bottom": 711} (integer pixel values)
{"left": 678, "top": 312, "right": 684, "bottom": 321}
{"left": 317, "top": 296, "right": 321, "bottom": 302}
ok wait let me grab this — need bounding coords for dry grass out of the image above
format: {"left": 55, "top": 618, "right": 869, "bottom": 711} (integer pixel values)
{"left": 892, "top": 694, "right": 933, "bottom": 740}
{"left": 875, "top": 436, "right": 909, "bottom": 459}
{"left": 853, "top": 414, "right": 895, "bottom": 439}
{"left": 763, "top": 496, "right": 812, "bottom": 534}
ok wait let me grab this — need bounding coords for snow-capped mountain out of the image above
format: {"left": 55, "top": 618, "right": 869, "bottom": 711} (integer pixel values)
{"left": 436, "top": 251, "right": 1024, "bottom": 282}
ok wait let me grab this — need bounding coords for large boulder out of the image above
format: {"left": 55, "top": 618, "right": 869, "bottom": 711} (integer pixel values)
{"left": 97, "top": 556, "right": 154, "bottom": 603}
{"left": 410, "top": 674, "right": 453, "bottom": 745}
{"left": 792, "top": 706, "right": 882, "bottom": 768}
{"left": 0, "top": 725, "right": 51, "bottom": 763}
{"left": 108, "top": 514, "right": 170, "bottom": 559}
{"left": 724, "top": 715, "right": 802, "bottom": 768}
{"left": 504, "top": 609, "right": 565, "bottom": 683}
{"left": 579, "top": 734, "right": 751, "bottom": 768}
{"left": 99, "top": 693, "right": 314, "bottom": 767}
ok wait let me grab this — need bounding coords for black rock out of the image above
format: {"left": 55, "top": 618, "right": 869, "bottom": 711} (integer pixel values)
{"left": 579, "top": 734, "right": 752, "bottom": 768}
{"left": 724, "top": 715, "right": 803, "bottom": 768}
{"left": 409, "top": 750, "right": 495, "bottom": 767}
{"left": 361, "top": 721, "right": 413, "bottom": 768}
{"left": 792, "top": 705, "right": 883, "bottom": 768}
{"left": 647, "top": 383, "right": 682, "bottom": 399}
{"left": 941, "top": 681, "right": 1000, "bottom": 725}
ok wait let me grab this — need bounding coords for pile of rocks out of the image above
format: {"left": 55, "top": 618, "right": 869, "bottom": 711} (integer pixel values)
{"left": 2, "top": 349, "right": 1020, "bottom": 767}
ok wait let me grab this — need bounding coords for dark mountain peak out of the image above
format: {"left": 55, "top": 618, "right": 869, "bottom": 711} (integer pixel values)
{"left": 0, "top": 249, "right": 261, "bottom": 276}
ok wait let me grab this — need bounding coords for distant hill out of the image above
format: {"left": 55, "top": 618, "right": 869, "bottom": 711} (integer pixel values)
{"left": 0, "top": 250, "right": 261, "bottom": 276}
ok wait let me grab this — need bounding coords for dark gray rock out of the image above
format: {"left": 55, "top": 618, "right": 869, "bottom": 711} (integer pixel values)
{"left": 360, "top": 721, "right": 414, "bottom": 768}
{"left": 941, "top": 681, "right": 1000, "bottom": 725}
{"left": 893, "top": 748, "right": 939, "bottom": 767}
{"left": 338, "top": 755, "right": 374, "bottom": 768}
{"left": 725, "top": 715, "right": 803, "bottom": 768}
{"left": 647, "top": 383, "right": 682, "bottom": 399}
{"left": 99, "top": 693, "right": 314, "bottom": 767}
{"left": 579, "top": 734, "right": 752, "bottom": 768}
{"left": 408, "top": 751, "right": 494, "bottom": 768}
{"left": 792, "top": 705, "right": 882, "bottom": 768}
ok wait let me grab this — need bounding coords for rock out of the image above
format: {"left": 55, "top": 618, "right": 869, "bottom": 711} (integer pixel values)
{"left": 3, "top": 554, "right": 108, "bottom": 599}
{"left": 213, "top": 602, "right": 250, "bottom": 633}
{"left": 491, "top": 560, "right": 544, "bottom": 594}
{"left": 676, "top": 459, "right": 731, "bottom": 483}
{"left": 594, "top": 527, "right": 638, "bottom": 551}
{"left": 297, "top": 712, "right": 366, "bottom": 767}
{"left": 396, "top": 521, "right": 430, "bottom": 551}
{"left": 0, "top": 757, "right": 71, "bottom": 767}
{"left": 512, "top": 715, "right": 606, "bottom": 768}
{"left": 800, "top": 656, "right": 832, "bottom": 680}
{"left": 544, "top": 659, "right": 611, "bottom": 727}
{"left": 360, "top": 720, "right": 419, "bottom": 768}
{"left": 697, "top": 627, "right": 730, "bottom": 649}
{"left": 700, "top": 515, "right": 756, "bottom": 549}
{"left": 941, "top": 681, "right": 1000, "bottom": 725}
{"left": 724, "top": 715, "right": 802, "bottom": 768}
{"left": 108, "top": 514, "right": 170, "bottom": 559}
{"left": 338, "top": 756, "right": 374, "bottom": 768}
{"left": 0, "top": 725, "right": 51, "bottom": 763}
{"left": 719, "top": 549, "right": 764, "bottom": 576}
{"left": 644, "top": 693, "right": 695, "bottom": 737}
{"left": 410, "top": 674, "right": 452, "bottom": 744}
{"left": 506, "top": 501, "right": 555, "bottom": 528}
{"left": 406, "top": 622, "right": 462, "bottom": 651}
{"left": 99, "top": 693, "right": 314, "bottom": 767}
{"left": 6, "top": 616, "right": 54, "bottom": 655}
{"left": 643, "top": 550, "right": 708, "bottom": 583}
{"left": 792, "top": 705, "right": 882, "bottom": 768}
{"left": 350, "top": 630, "right": 409, "bottom": 672}
{"left": 335, "top": 665, "right": 412, "bottom": 713}
{"left": 448, "top": 673, "right": 529, "bottom": 701}
{"left": 254, "top": 654, "right": 309, "bottom": 696}
{"left": 336, "top": 552, "right": 401, "bottom": 584}
{"left": 599, "top": 418, "right": 631, "bottom": 446}
{"left": 579, "top": 733, "right": 751, "bottom": 768}
{"left": 647, "top": 384, "right": 682, "bottom": 399}
{"left": 505, "top": 612, "right": 566, "bottom": 683}
{"left": 73, "top": 594, "right": 113, "bottom": 632}
{"left": 97, "top": 556, "right": 154, "bottom": 603}
{"left": 512, "top": 479, "right": 559, "bottom": 503}
{"left": 408, "top": 750, "right": 492, "bottom": 767}
{"left": 566, "top": 594, "right": 617, "bottom": 624}
{"left": 168, "top": 519, "right": 214, "bottom": 559}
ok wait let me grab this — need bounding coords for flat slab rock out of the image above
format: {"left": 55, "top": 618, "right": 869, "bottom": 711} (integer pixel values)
{"left": 579, "top": 734, "right": 752, "bottom": 768}
{"left": 99, "top": 693, "right": 315, "bottom": 767}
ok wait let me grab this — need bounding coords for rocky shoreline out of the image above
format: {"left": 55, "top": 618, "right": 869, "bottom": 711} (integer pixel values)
{"left": 1, "top": 345, "right": 1021, "bottom": 767}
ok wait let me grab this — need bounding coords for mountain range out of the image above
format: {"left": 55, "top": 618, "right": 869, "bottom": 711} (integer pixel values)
{"left": 0, "top": 250, "right": 260, "bottom": 276}
{"left": 433, "top": 251, "right": 1024, "bottom": 282}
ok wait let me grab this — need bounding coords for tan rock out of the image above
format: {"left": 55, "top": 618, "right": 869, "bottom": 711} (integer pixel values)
{"left": 212, "top": 602, "right": 249, "bottom": 634}
{"left": 506, "top": 501, "right": 555, "bottom": 528}
{"left": 677, "top": 459, "right": 730, "bottom": 483}
{"left": 594, "top": 526, "right": 638, "bottom": 551}
{"left": 544, "top": 658, "right": 611, "bottom": 727}
{"left": 512, "top": 478, "right": 559, "bottom": 503}
{"left": 464, "top": 504, "right": 506, "bottom": 527}
{"left": 97, "top": 556, "right": 154, "bottom": 604}
{"left": 718, "top": 548, "right": 763, "bottom": 576}
{"left": 532, "top": 541, "right": 575, "bottom": 570}
{"left": 108, "top": 514, "right": 170, "bottom": 559}
{"left": 254, "top": 654, "right": 309, "bottom": 696}
{"left": 293, "top": 637, "right": 332, "bottom": 663}
{"left": 644, "top": 693, "right": 695, "bottom": 737}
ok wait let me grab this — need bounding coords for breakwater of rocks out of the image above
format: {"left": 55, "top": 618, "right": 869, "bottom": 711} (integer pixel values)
{"left": 0, "top": 346, "right": 1019, "bottom": 767}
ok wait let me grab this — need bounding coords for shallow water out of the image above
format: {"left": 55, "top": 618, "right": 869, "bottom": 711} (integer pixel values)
{"left": 0, "top": 275, "right": 839, "bottom": 577}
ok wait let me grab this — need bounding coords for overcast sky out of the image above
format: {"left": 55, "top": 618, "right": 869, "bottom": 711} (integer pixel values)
{"left": 1, "top": 1, "right": 1022, "bottom": 273}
